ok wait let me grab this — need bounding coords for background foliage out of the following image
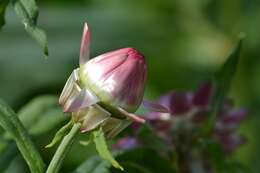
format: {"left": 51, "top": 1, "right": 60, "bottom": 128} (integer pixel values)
{"left": 0, "top": 0, "right": 259, "bottom": 172}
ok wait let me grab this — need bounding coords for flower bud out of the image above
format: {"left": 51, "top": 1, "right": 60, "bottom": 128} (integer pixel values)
{"left": 59, "top": 22, "right": 146, "bottom": 136}
{"left": 80, "top": 47, "right": 147, "bottom": 112}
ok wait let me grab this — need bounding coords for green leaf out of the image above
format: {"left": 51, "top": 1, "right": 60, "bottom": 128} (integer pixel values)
{"left": 116, "top": 162, "right": 151, "bottom": 173}
{"left": 137, "top": 124, "right": 169, "bottom": 151}
{"left": 29, "top": 108, "right": 68, "bottom": 136}
{"left": 12, "top": 0, "right": 48, "bottom": 56}
{"left": 0, "top": 0, "right": 9, "bottom": 28}
{"left": 45, "top": 120, "right": 72, "bottom": 148}
{"left": 18, "top": 95, "right": 58, "bottom": 129}
{"left": 213, "top": 38, "right": 243, "bottom": 105}
{"left": 207, "top": 38, "right": 243, "bottom": 131}
{"left": 199, "top": 138, "right": 227, "bottom": 172}
{"left": 4, "top": 96, "right": 66, "bottom": 140}
{"left": 0, "top": 143, "right": 18, "bottom": 172}
{"left": 0, "top": 99, "right": 44, "bottom": 173}
{"left": 19, "top": 0, "right": 38, "bottom": 23}
{"left": 92, "top": 127, "right": 124, "bottom": 171}
{"left": 72, "top": 155, "right": 110, "bottom": 173}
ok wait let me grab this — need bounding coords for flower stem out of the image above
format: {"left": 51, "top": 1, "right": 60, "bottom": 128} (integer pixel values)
{"left": 46, "top": 123, "right": 81, "bottom": 173}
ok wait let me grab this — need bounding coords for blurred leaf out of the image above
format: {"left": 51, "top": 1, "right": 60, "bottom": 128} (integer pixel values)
{"left": 29, "top": 108, "right": 67, "bottom": 136}
{"left": 199, "top": 138, "right": 249, "bottom": 173}
{"left": 0, "top": 0, "right": 9, "bottom": 28}
{"left": 72, "top": 155, "right": 110, "bottom": 173}
{"left": 45, "top": 120, "right": 72, "bottom": 148}
{"left": 0, "top": 99, "right": 44, "bottom": 173}
{"left": 137, "top": 124, "right": 168, "bottom": 151}
{"left": 118, "top": 162, "right": 151, "bottom": 173}
{"left": 18, "top": 0, "right": 38, "bottom": 23}
{"left": 200, "top": 138, "right": 226, "bottom": 172}
{"left": 12, "top": 0, "right": 48, "bottom": 56}
{"left": 207, "top": 38, "right": 243, "bottom": 130}
{"left": 4, "top": 155, "right": 28, "bottom": 173}
{"left": 213, "top": 38, "right": 243, "bottom": 105}
{"left": 0, "top": 143, "right": 18, "bottom": 172}
{"left": 225, "top": 160, "right": 252, "bottom": 173}
{"left": 93, "top": 127, "right": 123, "bottom": 171}
{"left": 110, "top": 148, "right": 176, "bottom": 173}
{"left": 18, "top": 95, "right": 58, "bottom": 129}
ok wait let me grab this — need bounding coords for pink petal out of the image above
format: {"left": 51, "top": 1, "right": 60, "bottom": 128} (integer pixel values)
{"left": 117, "top": 107, "right": 146, "bottom": 123}
{"left": 80, "top": 23, "right": 90, "bottom": 66}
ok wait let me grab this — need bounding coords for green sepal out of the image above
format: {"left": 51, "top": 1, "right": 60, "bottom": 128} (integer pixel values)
{"left": 45, "top": 120, "right": 73, "bottom": 148}
{"left": 92, "top": 127, "right": 123, "bottom": 171}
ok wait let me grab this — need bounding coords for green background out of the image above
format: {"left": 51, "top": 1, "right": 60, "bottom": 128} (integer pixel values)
{"left": 0, "top": 0, "right": 259, "bottom": 172}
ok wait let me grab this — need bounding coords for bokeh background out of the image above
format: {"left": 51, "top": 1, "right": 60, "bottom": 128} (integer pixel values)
{"left": 0, "top": 0, "right": 259, "bottom": 172}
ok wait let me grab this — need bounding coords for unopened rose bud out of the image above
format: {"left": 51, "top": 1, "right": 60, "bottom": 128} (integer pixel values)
{"left": 80, "top": 47, "right": 147, "bottom": 112}
{"left": 59, "top": 22, "right": 147, "bottom": 136}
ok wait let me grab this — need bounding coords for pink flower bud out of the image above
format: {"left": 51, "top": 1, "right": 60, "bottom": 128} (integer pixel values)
{"left": 59, "top": 22, "right": 147, "bottom": 136}
{"left": 80, "top": 47, "right": 147, "bottom": 112}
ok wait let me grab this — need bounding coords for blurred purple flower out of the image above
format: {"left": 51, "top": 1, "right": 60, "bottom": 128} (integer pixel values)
{"left": 113, "top": 137, "right": 138, "bottom": 150}
{"left": 221, "top": 108, "right": 248, "bottom": 124}
{"left": 192, "top": 81, "right": 212, "bottom": 107}
{"left": 158, "top": 92, "right": 193, "bottom": 115}
{"left": 215, "top": 133, "right": 247, "bottom": 154}
{"left": 120, "top": 82, "right": 248, "bottom": 154}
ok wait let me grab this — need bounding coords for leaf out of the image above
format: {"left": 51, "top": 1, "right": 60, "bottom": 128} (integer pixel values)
{"left": 137, "top": 124, "right": 169, "bottom": 151}
{"left": 0, "top": 99, "right": 44, "bottom": 173}
{"left": 18, "top": 95, "right": 58, "bottom": 129}
{"left": 72, "top": 155, "right": 110, "bottom": 173}
{"left": 29, "top": 108, "right": 68, "bottom": 136}
{"left": 199, "top": 138, "right": 227, "bottom": 172}
{"left": 213, "top": 38, "right": 243, "bottom": 106}
{"left": 45, "top": 120, "right": 72, "bottom": 148}
{"left": 12, "top": 0, "right": 48, "bottom": 56}
{"left": 92, "top": 127, "right": 124, "bottom": 171}
{"left": 116, "top": 161, "right": 151, "bottom": 173}
{"left": 0, "top": 0, "right": 9, "bottom": 28}
{"left": 0, "top": 143, "right": 18, "bottom": 172}
{"left": 207, "top": 38, "right": 243, "bottom": 131}
{"left": 19, "top": 0, "right": 38, "bottom": 23}
{"left": 4, "top": 96, "right": 66, "bottom": 139}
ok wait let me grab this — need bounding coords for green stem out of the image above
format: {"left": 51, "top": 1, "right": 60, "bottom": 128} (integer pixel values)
{"left": 46, "top": 123, "right": 81, "bottom": 173}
